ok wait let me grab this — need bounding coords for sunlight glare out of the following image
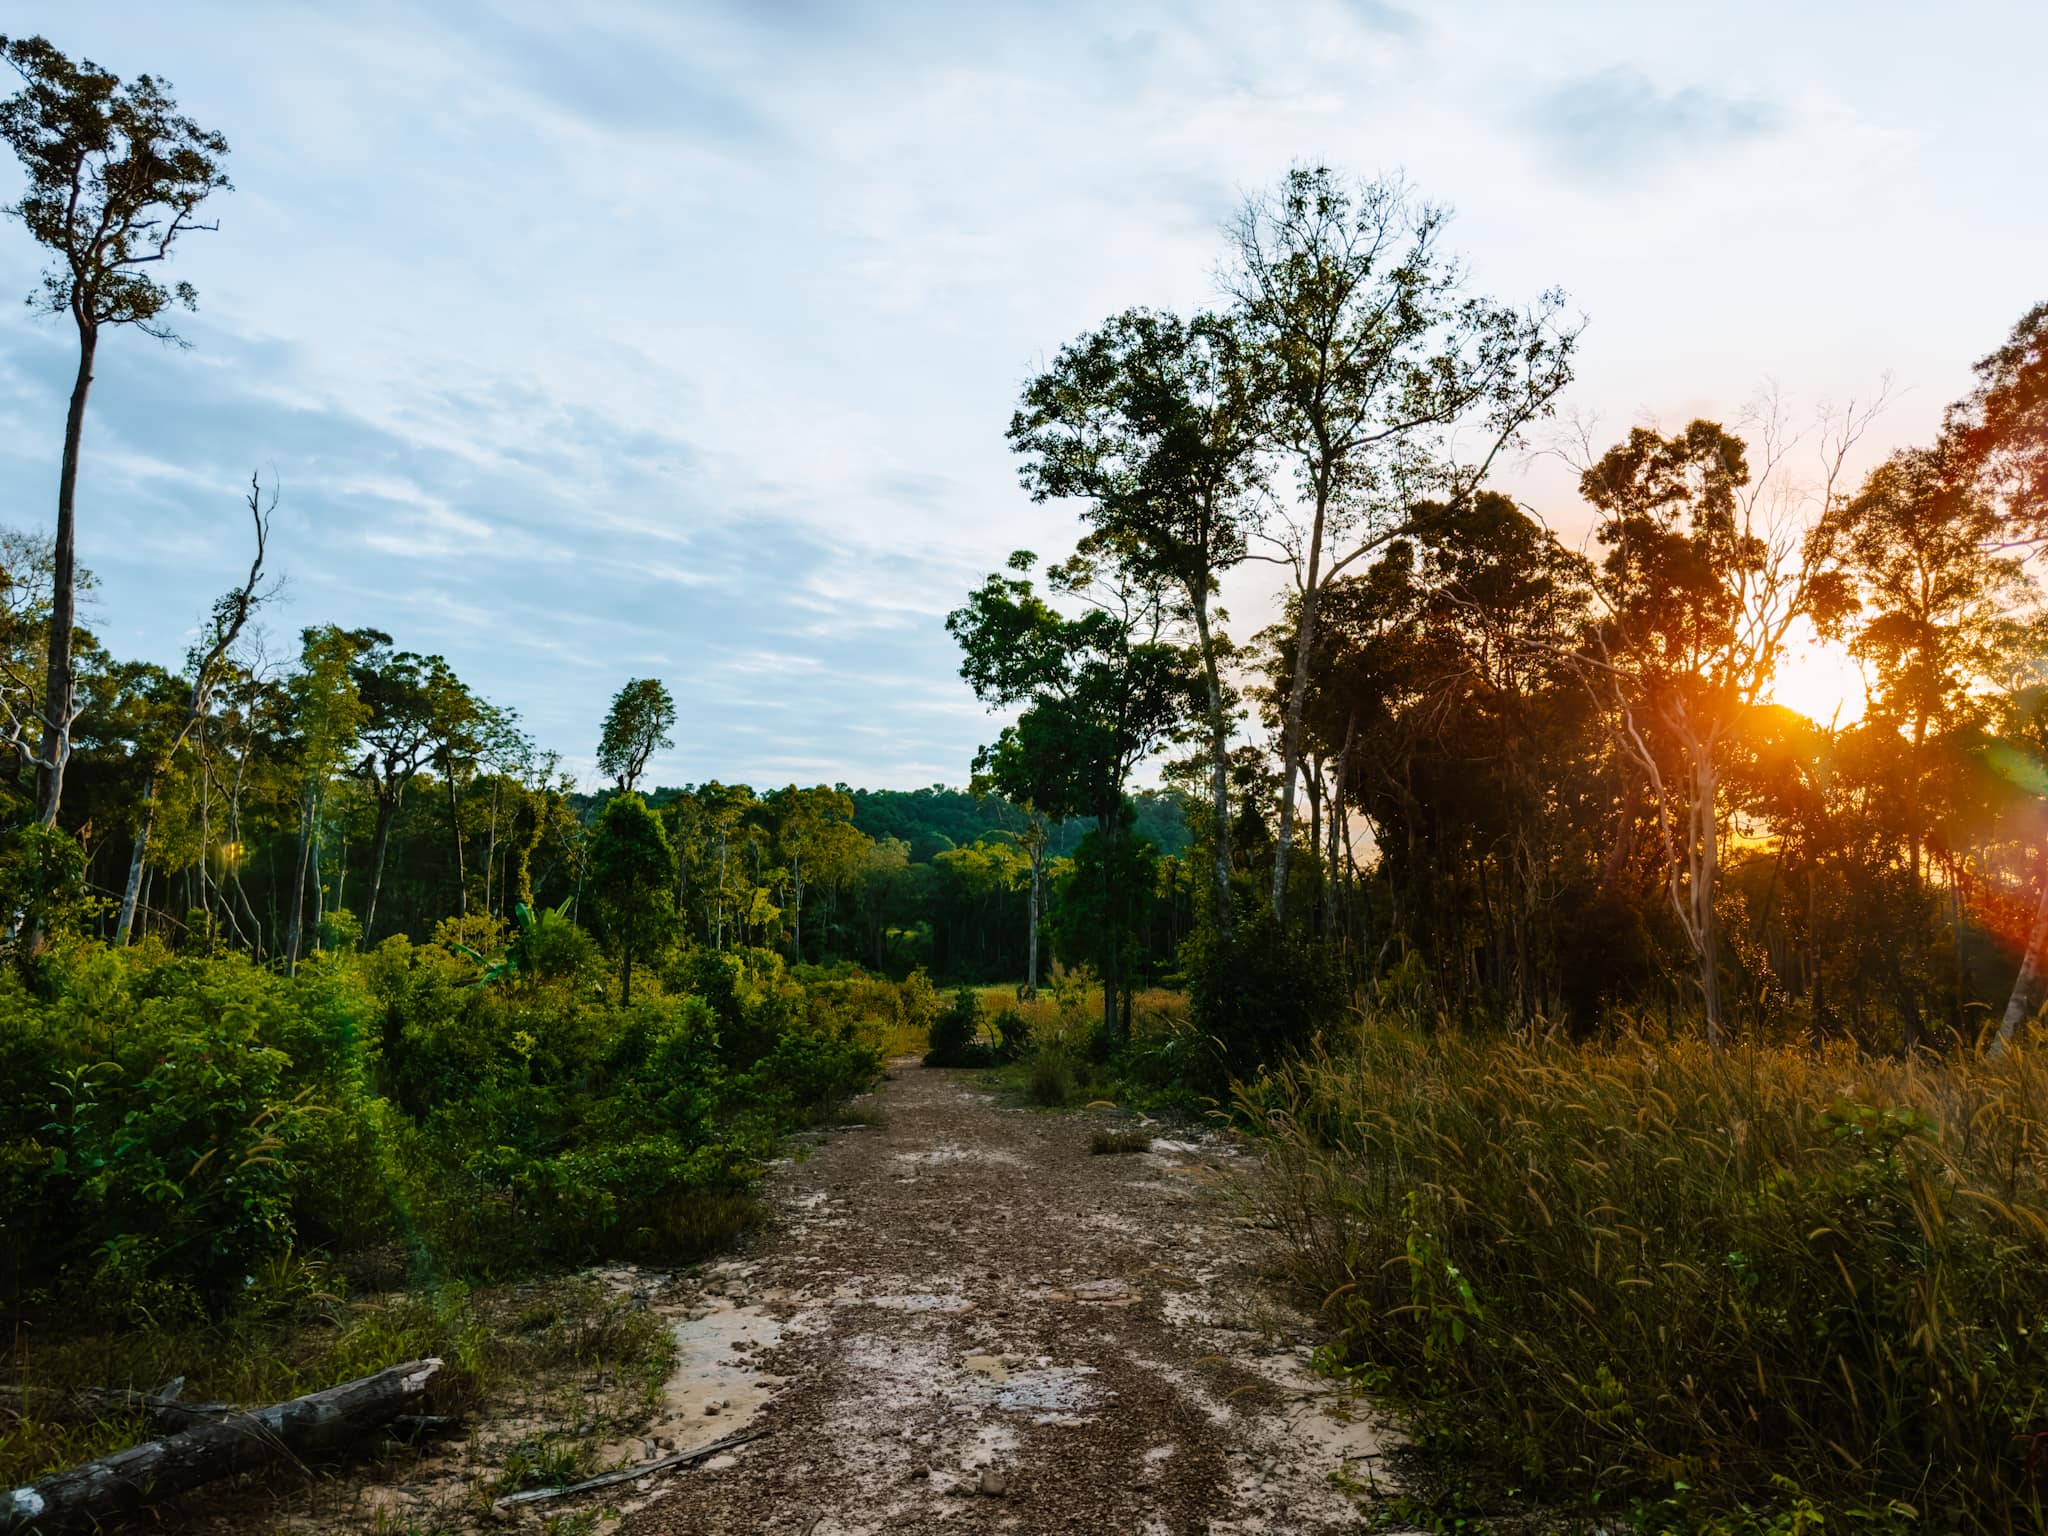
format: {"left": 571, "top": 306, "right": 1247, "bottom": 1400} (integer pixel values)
{"left": 1764, "top": 620, "right": 1867, "bottom": 727}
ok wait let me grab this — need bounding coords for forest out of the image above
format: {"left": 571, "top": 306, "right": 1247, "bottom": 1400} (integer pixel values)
{"left": 6, "top": 25, "right": 2048, "bottom": 1536}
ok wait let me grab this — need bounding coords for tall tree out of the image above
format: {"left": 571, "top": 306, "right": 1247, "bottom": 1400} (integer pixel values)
{"left": 597, "top": 677, "right": 675, "bottom": 793}
{"left": 1225, "top": 166, "right": 1576, "bottom": 920}
{"left": 114, "top": 475, "right": 272, "bottom": 942}
{"left": 1010, "top": 307, "right": 1260, "bottom": 935}
{"left": 768, "top": 784, "right": 864, "bottom": 963}
{"left": 0, "top": 36, "right": 230, "bottom": 826}
{"left": 283, "top": 627, "right": 366, "bottom": 970}
{"left": 1580, "top": 407, "right": 1872, "bottom": 1044}
{"left": 586, "top": 790, "right": 677, "bottom": 1004}
{"left": 347, "top": 640, "right": 476, "bottom": 942}
{"left": 1812, "top": 447, "right": 2023, "bottom": 891}
{"left": 1946, "top": 303, "right": 2048, "bottom": 1049}
{"left": 949, "top": 552, "right": 1189, "bottom": 1041}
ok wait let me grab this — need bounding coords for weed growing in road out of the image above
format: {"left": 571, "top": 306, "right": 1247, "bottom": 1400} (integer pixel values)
{"left": 1089, "top": 1128, "right": 1153, "bottom": 1154}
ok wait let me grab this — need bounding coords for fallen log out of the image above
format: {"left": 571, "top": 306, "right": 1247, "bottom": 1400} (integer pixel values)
{"left": 0, "top": 1384, "right": 233, "bottom": 1434}
{"left": 491, "top": 1426, "right": 768, "bottom": 1509}
{"left": 1, "top": 1358, "right": 442, "bottom": 1536}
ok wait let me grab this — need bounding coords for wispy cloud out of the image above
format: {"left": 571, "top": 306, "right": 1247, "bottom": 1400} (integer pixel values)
{"left": 0, "top": 0, "right": 2037, "bottom": 790}
{"left": 1528, "top": 67, "right": 1781, "bottom": 178}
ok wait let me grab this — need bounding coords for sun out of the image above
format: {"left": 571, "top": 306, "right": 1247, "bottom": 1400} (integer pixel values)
{"left": 1765, "top": 621, "right": 1867, "bottom": 727}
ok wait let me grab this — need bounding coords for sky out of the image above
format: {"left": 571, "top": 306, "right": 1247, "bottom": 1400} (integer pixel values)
{"left": 0, "top": 0, "right": 2041, "bottom": 789}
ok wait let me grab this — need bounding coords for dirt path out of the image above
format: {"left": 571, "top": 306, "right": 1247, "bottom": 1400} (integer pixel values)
{"left": 614, "top": 1062, "right": 1400, "bottom": 1535}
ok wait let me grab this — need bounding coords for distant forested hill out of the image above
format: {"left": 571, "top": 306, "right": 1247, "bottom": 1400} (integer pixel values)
{"left": 844, "top": 786, "right": 1193, "bottom": 860}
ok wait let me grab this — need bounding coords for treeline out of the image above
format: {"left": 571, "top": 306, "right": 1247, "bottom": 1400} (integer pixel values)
{"left": 954, "top": 163, "right": 2048, "bottom": 1063}
{"left": 3, "top": 606, "right": 1206, "bottom": 986}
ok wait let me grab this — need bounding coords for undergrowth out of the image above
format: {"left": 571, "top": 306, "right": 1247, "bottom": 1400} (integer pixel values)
{"left": 1240, "top": 1021, "right": 2048, "bottom": 1533}
{"left": 0, "top": 1276, "right": 672, "bottom": 1487}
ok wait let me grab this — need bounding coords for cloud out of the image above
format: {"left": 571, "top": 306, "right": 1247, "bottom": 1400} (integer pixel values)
{"left": 1528, "top": 67, "right": 1781, "bottom": 178}
{"left": 2, "top": 0, "right": 2032, "bottom": 794}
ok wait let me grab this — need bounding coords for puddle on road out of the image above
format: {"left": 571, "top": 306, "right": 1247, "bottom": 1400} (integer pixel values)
{"left": 962, "top": 1353, "right": 1100, "bottom": 1418}
{"left": 596, "top": 1276, "right": 786, "bottom": 1465}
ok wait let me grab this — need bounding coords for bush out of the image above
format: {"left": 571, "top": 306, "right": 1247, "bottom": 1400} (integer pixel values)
{"left": 923, "top": 984, "right": 993, "bottom": 1067}
{"left": 988, "top": 1006, "right": 1031, "bottom": 1061}
{"left": 0, "top": 931, "right": 895, "bottom": 1326}
{"left": 1181, "top": 913, "right": 1344, "bottom": 1085}
{"left": 894, "top": 966, "right": 940, "bottom": 1040}
{"left": 1243, "top": 1022, "right": 2048, "bottom": 1531}
{"left": 3, "top": 947, "right": 340, "bottom": 1313}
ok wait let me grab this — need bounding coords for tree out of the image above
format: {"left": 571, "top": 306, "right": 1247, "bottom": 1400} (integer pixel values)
{"left": 1301, "top": 493, "right": 1597, "bottom": 1018}
{"left": 968, "top": 728, "right": 1060, "bottom": 996}
{"left": 1579, "top": 406, "right": 1873, "bottom": 1044}
{"left": 949, "top": 552, "right": 1190, "bottom": 1041}
{"left": 768, "top": 785, "right": 865, "bottom": 963}
{"left": 1225, "top": 166, "right": 1577, "bottom": 920}
{"left": 596, "top": 678, "right": 675, "bottom": 793}
{"left": 430, "top": 689, "right": 494, "bottom": 915}
{"left": 0, "top": 36, "right": 230, "bottom": 826}
{"left": 283, "top": 626, "right": 367, "bottom": 971}
{"left": 1811, "top": 447, "right": 2023, "bottom": 893}
{"left": 586, "top": 791, "right": 677, "bottom": 1003}
{"left": 1944, "top": 303, "right": 2048, "bottom": 1049}
{"left": 1010, "top": 308, "right": 1261, "bottom": 935}
{"left": 347, "top": 640, "right": 477, "bottom": 942}
{"left": 1949, "top": 300, "right": 2048, "bottom": 546}
{"left": 114, "top": 474, "right": 272, "bottom": 942}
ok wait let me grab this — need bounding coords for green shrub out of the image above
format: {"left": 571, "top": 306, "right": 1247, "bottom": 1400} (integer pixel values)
{"left": 989, "top": 1006, "right": 1031, "bottom": 1061}
{"left": 923, "top": 984, "right": 993, "bottom": 1067}
{"left": 741, "top": 1025, "right": 883, "bottom": 1123}
{"left": 1181, "top": 913, "right": 1343, "bottom": 1084}
{"left": 0, "top": 931, "right": 899, "bottom": 1326}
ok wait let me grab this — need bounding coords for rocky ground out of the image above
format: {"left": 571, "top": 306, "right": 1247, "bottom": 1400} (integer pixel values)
{"left": 604, "top": 1062, "right": 1403, "bottom": 1535}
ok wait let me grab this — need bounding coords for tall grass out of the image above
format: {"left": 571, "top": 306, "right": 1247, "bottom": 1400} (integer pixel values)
{"left": 1242, "top": 1023, "right": 2048, "bottom": 1531}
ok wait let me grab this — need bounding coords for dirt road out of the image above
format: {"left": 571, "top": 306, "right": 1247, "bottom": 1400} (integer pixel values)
{"left": 617, "top": 1062, "right": 1399, "bottom": 1535}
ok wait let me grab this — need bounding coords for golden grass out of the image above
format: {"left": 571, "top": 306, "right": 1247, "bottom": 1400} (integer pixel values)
{"left": 1242, "top": 1022, "right": 2048, "bottom": 1530}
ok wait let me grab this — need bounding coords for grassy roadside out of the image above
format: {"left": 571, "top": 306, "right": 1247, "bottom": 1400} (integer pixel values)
{"left": 1238, "top": 1021, "right": 2048, "bottom": 1534}
{"left": 0, "top": 1274, "right": 674, "bottom": 1498}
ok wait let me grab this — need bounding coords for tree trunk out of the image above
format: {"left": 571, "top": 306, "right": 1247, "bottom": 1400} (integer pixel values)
{"left": 286, "top": 781, "right": 317, "bottom": 972}
{"left": 1024, "top": 816, "right": 1044, "bottom": 999}
{"left": 1191, "top": 588, "right": 1233, "bottom": 936}
{"left": 620, "top": 948, "right": 633, "bottom": 1006}
{"left": 37, "top": 322, "right": 96, "bottom": 829}
{"left": 484, "top": 778, "right": 500, "bottom": 916}
{"left": 0, "top": 1360, "right": 442, "bottom": 1536}
{"left": 1323, "top": 718, "right": 1353, "bottom": 944}
{"left": 361, "top": 791, "right": 399, "bottom": 945}
{"left": 1694, "top": 756, "right": 1724, "bottom": 1046}
{"left": 1271, "top": 554, "right": 1324, "bottom": 920}
{"left": 447, "top": 770, "right": 466, "bottom": 914}
{"left": 115, "top": 779, "right": 155, "bottom": 945}
{"left": 1100, "top": 808, "right": 1120, "bottom": 1047}
{"left": 311, "top": 802, "right": 327, "bottom": 945}
{"left": 1993, "top": 857, "right": 2048, "bottom": 1053}
{"left": 791, "top": 853, "right": 804, "bottom": 962}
